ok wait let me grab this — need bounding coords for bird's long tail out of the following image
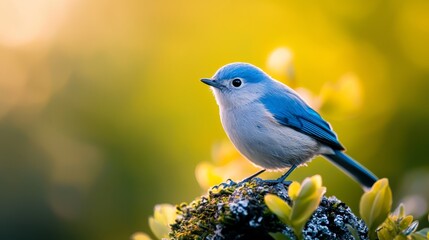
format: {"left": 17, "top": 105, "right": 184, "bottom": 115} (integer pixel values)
{"left": 323, "top": 150, "right": 378, "bottom": 190}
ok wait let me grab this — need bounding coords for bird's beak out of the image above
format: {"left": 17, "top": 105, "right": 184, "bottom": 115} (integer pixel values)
{"left": 201, "top": 78, "right": 222, "bottom": 89}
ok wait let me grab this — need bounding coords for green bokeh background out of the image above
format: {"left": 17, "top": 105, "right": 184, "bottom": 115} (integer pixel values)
{"left": 0, "top": 0, "right": 428, "bottom": 239}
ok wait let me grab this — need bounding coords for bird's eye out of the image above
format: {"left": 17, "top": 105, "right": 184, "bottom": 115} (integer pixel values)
{"left": 232, "top": 78, "right": 242, "bottom": 87}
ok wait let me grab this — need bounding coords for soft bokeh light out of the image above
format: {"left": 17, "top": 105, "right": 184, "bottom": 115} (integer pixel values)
{"left": 1, "top": 0, "right": 428, "bottom": 239}
{"left": 0, "top": 0, "right": 74, "bottom": 46}
{"left": 266, "top": 47, "right": 295, "bottom": 85}
{"left": 397, "top": 169, "right": 429, "bottom": 219}
{"left": 195, "top": 141, "right": 281, "bottom": 190}
{"left": 130, "top": 232, "right": 152, "bottom": 240}
{"left": 400, "top": 195, "right": 428, "bottom": 219}
{"left": 319, "top": 72, "right": 363, "bottom": 119}
{"left": 395, "top": 0, "right": 429, "bottom": 68}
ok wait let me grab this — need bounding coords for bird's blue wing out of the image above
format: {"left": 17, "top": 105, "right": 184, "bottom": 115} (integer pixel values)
{"left": 260, "top": 90, "right": 345, "bottom": 150}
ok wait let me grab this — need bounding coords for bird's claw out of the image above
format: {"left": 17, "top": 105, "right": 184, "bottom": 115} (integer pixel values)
{"left": 262, "top": 179, "right": 292, "bottom": 185}
{"left": 211, "top": 179, "right": 237, "bottom": 190}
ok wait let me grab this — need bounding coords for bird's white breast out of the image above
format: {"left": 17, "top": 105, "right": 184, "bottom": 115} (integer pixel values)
{"left": 219, "top": 102, "right": 324, "bottom": 170}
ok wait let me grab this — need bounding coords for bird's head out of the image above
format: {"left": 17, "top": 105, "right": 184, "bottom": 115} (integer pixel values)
{"left": 201, "top": 62, "right": 271, "bottom": 109}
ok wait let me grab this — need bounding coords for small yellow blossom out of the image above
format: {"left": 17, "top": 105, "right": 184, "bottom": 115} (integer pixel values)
{"left": 148, "top": 204, "right": 178, "bottom": 239}
{"left": 130, "top": 232, "right": 152, "bottom": 240}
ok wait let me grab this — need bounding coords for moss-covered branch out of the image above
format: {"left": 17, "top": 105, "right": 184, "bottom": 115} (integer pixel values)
{"left": 171, "top": 178, "right": 367, "bottom": 240}
{"left": 137, "top": 177, "right": 429, "bottom": 240}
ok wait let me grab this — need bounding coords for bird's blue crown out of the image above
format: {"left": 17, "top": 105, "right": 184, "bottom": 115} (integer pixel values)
{"left": 213, "top": 62, "right": 268, "bottom": 83}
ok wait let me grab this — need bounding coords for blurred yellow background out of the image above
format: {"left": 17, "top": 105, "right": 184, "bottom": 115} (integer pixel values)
{"left": 1, "top": 0, "right": 429, "bottom": 239}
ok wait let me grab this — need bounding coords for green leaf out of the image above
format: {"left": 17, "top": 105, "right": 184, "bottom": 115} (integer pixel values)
{"left": 269, "top": 232, "right": 293, "bottom": 240}
{"left": 297, "top": 175, "right": 322, "bottom": 200}
{"left": 411, "top": 228, "right": 429, "bottom": 240}
{"left": 288, "top": 175, "right": 326, "bottom": 238}
{"left": 394, "top": 203, "right": 406, "bottom": 219}
{"left": 265, "top": 176, "right": 326, "bottom": 240}
{"left": 288, "top": 182, "right": 301, "bottom": 201}
{"left": 399, "top": 215, "right": 414, "bottom": 231}
{"left": 290, "top": 187, "right": 325, "bottom": 233}
{"left": 264, "top": 194, "right": 292, "bottom": 224}
{"left": 360, "top": 178, "right": 392, "bottom": 236}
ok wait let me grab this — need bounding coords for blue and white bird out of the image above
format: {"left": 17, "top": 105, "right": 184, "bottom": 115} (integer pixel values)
{"left": 201, "top": 62, "right": 378, "bottom": 190}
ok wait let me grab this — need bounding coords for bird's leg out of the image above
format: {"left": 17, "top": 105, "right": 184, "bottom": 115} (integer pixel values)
{"left": 239, "top": 169, "right": 266, "bottom": 184}
{"left": 276, "top": 164, "right": 297, "bottom": 183}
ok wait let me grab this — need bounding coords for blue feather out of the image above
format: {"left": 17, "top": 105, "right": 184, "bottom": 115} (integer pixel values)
{"left": 260, "top": 89, "right": 345, "bottom": 150}
{"left": 324, "top": 150, "right": 377, "bottom": 189}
